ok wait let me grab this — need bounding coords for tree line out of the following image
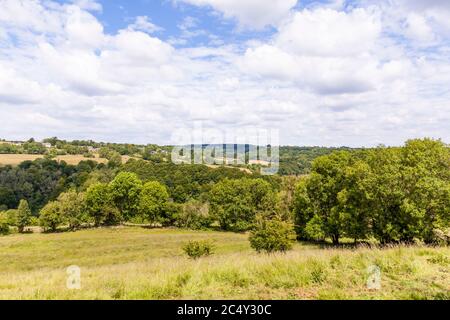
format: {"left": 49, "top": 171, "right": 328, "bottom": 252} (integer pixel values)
{"left": 294, "top": 139, "right": 449, "bottom": 245}
{"left": 1, "top": 138, "right": 448, "bottom": 247}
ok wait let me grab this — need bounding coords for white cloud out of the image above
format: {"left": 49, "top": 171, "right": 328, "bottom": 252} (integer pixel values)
{"left": 403, "top": 13, "right": 435, "bottom": 43}
{"left": 71, "top": 0, "right": 102, "bottom": 12}
{"left": 65, "top": 6, "right": 105, "bottom": 49}
{"left": 128, "top": 16, "right": 163, "bottom": 34}
{"left": 0, "top": 0, "right": 449, "bottom": 146}
{"left": 275, "top": 8, "right": 381, "bottom": 56}
{"left": 177, "top": 0, "right": 298, "bottom": 29}
{"left": 240, "top": 8, "right": 386, "bottom": 95}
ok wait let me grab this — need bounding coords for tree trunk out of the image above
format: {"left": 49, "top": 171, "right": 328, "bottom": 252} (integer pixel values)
{"left": 332, "top": 234, "right": 339, "bottom": 245}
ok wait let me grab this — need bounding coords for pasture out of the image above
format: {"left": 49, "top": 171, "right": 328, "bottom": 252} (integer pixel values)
{"left": 0, "top": 227, "right": 448, "bottom": 300}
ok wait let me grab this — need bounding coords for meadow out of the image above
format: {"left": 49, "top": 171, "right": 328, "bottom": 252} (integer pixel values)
{"left": 0, "top": 227, "right": 448, "bottom": 300}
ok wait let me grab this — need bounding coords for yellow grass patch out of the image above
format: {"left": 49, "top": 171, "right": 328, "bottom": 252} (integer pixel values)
{"left": 0, "top": 154, "right": 132, "bottom": 166}
{"left": 0, "top": 227, "right": 448, "bottom": 300}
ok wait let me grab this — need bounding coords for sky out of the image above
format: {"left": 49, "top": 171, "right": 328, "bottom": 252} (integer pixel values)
{"left": 0, "top": 0, "right": 449, "bottom": 147}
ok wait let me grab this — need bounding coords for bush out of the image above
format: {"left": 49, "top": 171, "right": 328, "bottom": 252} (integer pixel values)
{"left": 176, "top": 200, "right": 212, "bottom": 230}
{"left": 0, "top": 212, "right": 10, "bottom": 235}
{"left": 249, "top": 215, "right": 296, "bottom": 253}
{"left": 182, "top": 240, "right": 214, "bottom": 259}
{"left": 430, "top": 228, "right": 450, "bottom": 246}
{"left": 29, "top": 216, "right": 40, "bottom": 226}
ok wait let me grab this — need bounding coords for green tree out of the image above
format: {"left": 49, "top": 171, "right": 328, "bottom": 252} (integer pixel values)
{"left": 0, "top": 212, "right": 10, "bottom": 235}
{"left": 57, "top": 190, "right": 87, "bottom": 230}
{"left": 15, "top": 199, "right": 32, "bottom": 233}
{"left": 108, "top": 151, "right": 122, "bottom": 168}
{"left": 109, "top": 172, "right": 142, "bottom": 220}
{"left": 293, "top": 178, "right": 314, "bottom": 239}
{"left": 209, "top": 178, "right": 276, "bottom": 232}
{"left": 338, "top": 159, "right": 372, "bottom": 242}
{"left": 85, "top": 183, "right": 120, "bottom": 226}
{"left": 138, "top": 181, "right": 169, "bottom": 225}
{"left": 39, "top": 201, "right": 62, "bottom": 233}
{"left": 304, "top": 151, "right": 353, "bottom": 244}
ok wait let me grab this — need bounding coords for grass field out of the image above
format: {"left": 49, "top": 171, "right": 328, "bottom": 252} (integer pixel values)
{"left": 0, "top": 227, "right": 448, "bottom": 300}
{"left": 0, "top": 154, "right": 133, "bottom": 166}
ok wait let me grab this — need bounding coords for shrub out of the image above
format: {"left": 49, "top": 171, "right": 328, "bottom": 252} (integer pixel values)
{"left": 429, "top": 228, "right": 450, "bottom": 246}
{"left": 182, "top": 240, "right": 214, "bottom": 259}
{"left": 176, "top": 200, "right": 211, "bottom": 230}
{"left": 249, "top": 215, "right": 296, "bottom": 253}
{"left": 0, "top": 212, "right": 10, "bottom": 235}
{"left": 29, "top": 216, "right": 40, "bottom": 226}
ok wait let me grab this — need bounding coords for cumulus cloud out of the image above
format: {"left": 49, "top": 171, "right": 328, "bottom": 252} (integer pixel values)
{"left": 0, "top": 0, "right": 449, "bottom": 146}
{"left": 128, "top": 16, "right": 163, "bottom": 34}
{"left": 177, "top": 0, "right": 298, "bottom": 29}
{"left": 239, "top": 8, "right": 386, "bottom": 95}
{"left": 71, "top": 0, "right": 102, "bottom": 12}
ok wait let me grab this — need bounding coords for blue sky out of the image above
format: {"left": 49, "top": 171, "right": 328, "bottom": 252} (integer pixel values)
{"left": 0, "top": 0, "right": 449, "bottom": 146}
{"left": 56, "top": 0, "right": 279, "bottom": 48}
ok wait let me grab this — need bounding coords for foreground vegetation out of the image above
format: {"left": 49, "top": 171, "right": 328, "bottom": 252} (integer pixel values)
{"left": 0, "top": 227, "right": 448, "bottom": 300}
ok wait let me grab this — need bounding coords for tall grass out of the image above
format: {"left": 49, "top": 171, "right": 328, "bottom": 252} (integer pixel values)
{"left": 0, "top": 227, "right": 448, "bottom": 300}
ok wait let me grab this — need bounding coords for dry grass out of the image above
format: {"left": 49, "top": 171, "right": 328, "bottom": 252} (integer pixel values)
{"left": 0, "top": 154, "right": 134, "bottom": 166}
{"left": 0, "top": 227, "right": 448, "bottom": 300}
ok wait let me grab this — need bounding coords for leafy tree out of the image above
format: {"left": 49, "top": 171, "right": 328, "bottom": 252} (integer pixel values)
{"left": 160, "top": 202, "right": 181, "bottom": 227}
{"left": 304, "top": 214, "right": 326, "bottom": 241}
{"left": 57, "top": 190, "right": 87, "bottom": 230}
{"left": 39, "top": 201, "right": 62, "bottom": 232}
{"left": 0, "top": 212, "right": 10, "bottom": 235}
{"left": 108, "top": 151, "right": 122, "bottom": 168}
{"left": 293, "top": 139, "right": 450, "bottom": 245}
{"left": 249, "top": 215, "right": 296, "bottom": 253}
{"left": 98, "top": 147, "right": 113, "bottom": 159}
{"left": 0, "top": 158, "right": 99, "bottom": 213}
{"left": 293, "top": 178, "right": 314, "bottom": 239}
{"left": 304, "top": 151, "right": 353, "bottom": 244}
{"left": 338, "top": 160, "right": 372, "bottom": 242}
{"left": 109, "top": 172, "right": 142, "bottom": 220}
{"left": 85, "top": 183, "right": 119, "bottom": 226}
{"left": 15, "top": 199, "right": 32, "bottom": 233}
{"left": 138, "top": 181, "right": 169, "bottom": 225}
{"left": 5, "top": 209, "right": 17, "bottom": 225}
{"left": 209, "top": 178, "right": 276, "bottom": 231}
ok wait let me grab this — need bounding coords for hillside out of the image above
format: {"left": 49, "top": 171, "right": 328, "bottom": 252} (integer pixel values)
{"left": 0, "top": 227, "right": 448, "bottom": 300}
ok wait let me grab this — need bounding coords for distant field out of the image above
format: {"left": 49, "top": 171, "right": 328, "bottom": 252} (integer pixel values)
{"left": 0, "top": 227, "right": 448, "bottom": 300}
{"left": 0, "top": 154, "right": 133, "bottom": 166}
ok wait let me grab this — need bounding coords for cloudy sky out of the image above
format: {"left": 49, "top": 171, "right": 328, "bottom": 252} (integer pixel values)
{"left": 0, "top": 0, "right": 449, "bottom": 146}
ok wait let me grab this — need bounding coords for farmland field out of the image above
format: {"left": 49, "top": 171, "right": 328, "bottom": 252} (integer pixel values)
{"left": 0, "top": 227, "right": 448, "bottom": 300}
{"left": 0, "top": 154, "right": 133, "bottom": 166}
